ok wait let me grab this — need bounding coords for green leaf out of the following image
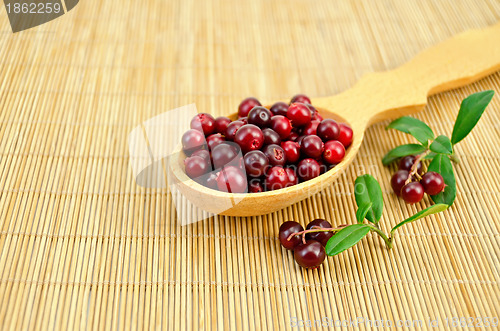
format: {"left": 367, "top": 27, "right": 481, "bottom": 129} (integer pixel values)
{"left": 428, "top": 154, "right": 456, "bottom": 206}
{"left": 429, "top": 135, "right": 453, "bottom": 155}
{"left": 423, "top": 152, "right": 437, "bottom": 160}
{"left": 451, "top": 90, "right": 494, "bottom": 145}
{"left": 356, "top": 202, "right": 373, "bottom": 224}
{"left": 325, "top": 224, "right": 371, "bottom": 256}
{"left": 382, "top": 144, "right": 427, "bottom": 165}
{"left": 387, "top": 116, "right": 435, "bottom": 145}
{"left": 354, "top": 175, "right": 383, "bottom": 224}
{"left": 391, "top": 204, "right": 448, "bottom": 234}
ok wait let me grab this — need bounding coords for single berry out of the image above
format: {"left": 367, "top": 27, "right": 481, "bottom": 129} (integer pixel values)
{"left": 318, "top": 160, "right": 330, "bottom": 174}
{"left": 300, "top": 135, "right": 324, "bottom": 159}
{"left": 234, "top": 124, "right": 264, "bottom": 153}
{"left": 305, "top": 219, "right": 333, "bottom": 247}
{"left": 290, "top": 94, "right": 311, "bottom": 105}
{"left": 263, "top": 144, "right": 287, "bottom": 167}
{"left": 184, "top": 155, "right": 210, "bottom": 179}
{"left": 270, "top": 115, "right": 292, "bottom": 139}
{"left": 297, "top": 158, "right": 321, "bottom": 181}
{"left": 190, "top": 113, "right": 216, "bottom": 136}
{"left": 248, "top": 178, "right": 264, "bottom": 193}
{"left": 286, "top": 167, "right": 298, "bottom": 186}
{"left": 401, "top": 182, "right": 425, "bottom": 204}
{"left": 279, "top": 221, "right": 304, "bottom": 250}
{"left": 206, "top": 133, "right": 225, "bottom": 150}
{"left": 211, "top": 143, "right": 241, "bottom": 169}
{"left": 287, "top": 131, "right": 300, "bottom": 142}
{"left": 303, "top": 120, "right": 320, "bottom": 135}
{"left": 323, "top": 140, "right": 345, "bottom": 164}
{"left": 287, "top": 103, "right": 312, "bottom": 127}
{"left": 398, "top": 155, "right": 423, "bottom": 174}
{"left": 191, "top": 149, "right": 210, "bottom": 163}
{"left": 293, "top": 240, "right": 326, "bottom": 269}
{"left": 248, "top": 106, "right": 272, "bottom": 128}
{"left": 262, "top": 128, "right": 282, "bottom": 146}
{"left": 182, "top": 129, "right": 207, "bottom": 155}
{"left": 243, "top": 150, "right": 269, "bottom": 177}
{"left": 214, "top": 116, "right": 232, "bottom": 135}
{"left": 205, "top": 172, "right": 218, "bottom": 190}
{"left": 225, "top": 120, "right": 245, "bottom": 141}
{"left": 296, "top": 135, "right": 306, "bottom": 147}
{"left": 338, "top": 123, "right": 353, "bottom": 147}
{"left": 304, "top": 103, "right": 321, "bottom": 121}
{"left": 421, "top": 171, "right": 445, "bottom": 195}
{"left": 265, "top": 166, "right": 289, "bottom": 191}
{"left": 238, "top": 97, "right": 261, "bottom": 118}
{"left": 281, "top": 141, "right": 300, "bottom": 164}
{"left": 270, "top": 101, "right": 288, "bottom": 116}
{"left": 216, "top": 166, "right": 248, "bottom": 193}
{"left": 317, "top": 119, "right": 340, "bottom": 141}
{"left": 239, "top": 117, "right": 248, "bottom": 124}
{"left": 391, "top": 170, "right": 409, "bottom": 196}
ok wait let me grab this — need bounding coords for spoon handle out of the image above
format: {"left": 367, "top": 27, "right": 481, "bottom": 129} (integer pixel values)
{"left": 313, "top": 22, "right": 500, "bottom": 129}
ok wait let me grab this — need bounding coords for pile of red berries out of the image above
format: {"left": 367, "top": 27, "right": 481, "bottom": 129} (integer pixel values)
{"left": 279, "top": 219, "right": 337, "bottom": 269}
{"left": 181, "top": 94, "right": 353, "bottom": 193}
{"left": 391, "top": 155, "right": 445, "bottom": 204}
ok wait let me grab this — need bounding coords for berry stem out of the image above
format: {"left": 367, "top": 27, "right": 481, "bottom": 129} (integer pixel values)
{"left": 366, "top": 224, "right": 393, "bottom": 249}
{"left": 286, "top": 226, "right": 345, "bottom": 243}
{"left": 405, "top": 151, "right": 428, "bottom": 185}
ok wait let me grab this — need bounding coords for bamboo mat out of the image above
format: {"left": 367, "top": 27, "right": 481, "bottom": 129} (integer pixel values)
{"left": 0, "top": 0, "right": 500, "bottom": 330}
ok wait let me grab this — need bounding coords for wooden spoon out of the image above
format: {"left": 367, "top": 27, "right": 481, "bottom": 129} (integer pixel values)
{"left": 170, "top": 22, "right": 500, "bottom": 216}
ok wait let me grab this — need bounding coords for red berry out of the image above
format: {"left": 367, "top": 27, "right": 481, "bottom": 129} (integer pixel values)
{"left": 286, "top": 168, "right": 298, "bottom": 186}
{"left": 234, "top": 124, "right": 264, "bottom": 153}
{"left": 270, "top": 102, "right": 288, "bottom": 116}
{"left": 190, "top": 113, "right": 216, "bottom": 136}
{"left": 398, "top": 155, "right": 423, "bottom": 174}
{"left": 181, "top": 129, "right": 207, "bottom": 155}
{"left": 287, "top": 131, "right": 300, "bottom": 142}
{"left": 300, "top": 135, "right": 324, "bottom": 159}
{"left": 206, "top": 133, "right": 225, "bottom": 150}
{"left": 287, "top": 103, "right": 312, "bottom": 127}
{"left": 270, "top": 115, "right": 292, "bottom": 139}
{"left": 401, "top": 182, "right": 424, "bottom": 204}
{"left": 184, "top": 155, "right": 210, "bottom": 179}
{"left": 305, "top": 219, "right": 333, "bottom": 247}
{"left": 238, "top": 97, "right": 261, "bottom": 118}
{"left": 293, "top": 240, "right": 325, "bottom": 269}
{"left": 297, "top": 158, "right": 321, "bottom": 181}
{"left": 247, "top": 106, "right": 272, "bottom": 128}
{"left": 304, "top": 103, "right": 320, "bottom": 121}
{"left": 279, "top": 221, "right": 304, "bottom": 250}
{"left": 243, "top": 150, "right": 269, "bottom": 177}
{"left": 281, "top": 141, "right": 300, "bottom": 164}
{"left": 303, "top": 120, "right": 320, "bottom": 135}
{"left": 263, "top": 144, "right": 287, "bottom": 167}
{"left": 239, "top": 117, "right": 248, "bottom": 124}
{"left": 317, "top": 119, "right": 340, "bottom": 141}
{"left": 323, "top": 140, "right": 345, "bottom": 164}
{"left": 216, "top": 166, "right": 248, "bottom": 193}
{"left": 262, "top": 128, "right": 281, "bottom": 146}
{"left": 214, "top": 116, "right": 231, "bottom": 135}
{"left": 191, "top": 149, "right": 210, "bottom": 163}
{"left": 205, "top": 172, "right": 218, "bottom": 189}
{"left": 211, "top": 143, "right": 241, "bottom": 169}
{"left": 265, "top": 166, "right": 289, "bottom": 191}
{"left": 290, "top": 94, "right": 311, "bottom": 105}
{"left": 248, "top": 178, "right": 264, "bottom": 193}
{"left": 421, "top": 172, "right": 445, "bottom": 195}
{"left": 391, "top": 170, "right": 409, "bottom": 196}
{"left": 337, "top": 123, "right": 353, "bottom": 147}
{"left": 225, "top": 120, "right": 245, "bottom": 141}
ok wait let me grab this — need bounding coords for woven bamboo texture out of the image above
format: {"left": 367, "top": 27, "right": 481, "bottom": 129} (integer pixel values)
{"left": 1, "top": 0, "right": 500, "bottom": 330}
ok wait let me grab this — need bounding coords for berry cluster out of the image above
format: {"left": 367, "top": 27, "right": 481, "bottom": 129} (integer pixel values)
{"left": 391, "top": 155, "right": 445, "bottom": 204}
{"left": 181, "top": 94, "right": 353, "bottom": 193}
{"left": 279, "top": 219, "right": 339, "bottom": 269}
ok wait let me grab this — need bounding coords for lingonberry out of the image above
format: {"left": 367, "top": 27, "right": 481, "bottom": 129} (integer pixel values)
{"left": 279, "top": 221, "right": 304, "bottom": 250}
{"left": 290, "top": 94, "right": 311, "bottom": 105}
{"left": 303, "top": 120, "right": 320, "bottom": 135}
{"left": 216, "top": 166, "right": 248, "bottom": 193}
{"left": 265, "top": 166, "right": 290, "bottom": 191}
{"left": 248, "top": 178, "right": 264, "bottom": 193}
{"left": 243, "top": 150, "right": 269, "bottom": 177}
{"left": 286, "top": 167, "right": 298, "bottom": 186}
{"left": 287, "top": 103, "right": 312, "bottom": 127}
{"left": 238, "top": 97, "right": 261, "bottom": 118}
{"left": 297, "top": 158, "right": 321, "bottom": 181}
{"left": 391, "top": 170, "right": 409, "bottom": 196}
{"left": 300, "top": 135, "right": 324, "bottom": 159}
{"left": 398, "top": 155, "right": 423, "bottom": 174}
{"left": 421, "top": 171, "right": 445, "bottom": 195}
{"left": 248, "top": 106, "right": 272, "bottom": 128}
{"left": 323, "top": 140, "right": 345, "bottom": 164}
{"left": 214, "top": 116, "right": 232, "bottom": 135}
{"left": 182, "top": 129, "right": 207, "bottom": 155}
{"left": 205, "top": 172, "right": 218, "bottom": 190}
{"left": 211, "top": 143, "right": 241, "bottom": 169}
{"left": 304, "top": 103, "right": 321, "bottom": 121}
{"left": 270, "top": 115, "right": 292, "bottom": 139}
{"left": 184, "top": 155, "right": 210, "bottom": 179}
{"left": 206, "top": 133, "right": 225, "bottom": 150}
{"left": 337, "top": 123, "right": 353, "bottom": 147}
{"left": 287, "top": 131, "right": 300, "bottom": 142}
{"left": 262, "top": 128, "right": 281, "bottom": 146}
{"left": 225, "top": 120, "right": 245, "bottom": 141}
{"left": 316, "top": 119, "right": 340, "bottom": 141}
{"left": 281, "top": 141, "right": 300, "bottom": 164}
{"left": 293, "top": 240, "right": 326, "bottom": 269}
{"left": 296, "top": 135, "right": 306, "bottom": 147}
{"left": 270, "top": 101, "right": 288, "bottom": 116}
{"left": 263, "top": 144, "right": 287, "bottom": 167}
{"left": 234, "top": 124, "right": 264, "bottom": 153}
{"left": 239, "top": 117, "right": 248, "bottom": 124}
{"left": 305, "top": 219, "right": 333, "bottom": 247}
{"left": 401, "top": 182, "right": 424, "bottom": 204}
{"left": 190, "top": 113, "right": 216, "bottom": 136}
{"left": 191, "top": 149, "right": 210, "bottom": 163}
